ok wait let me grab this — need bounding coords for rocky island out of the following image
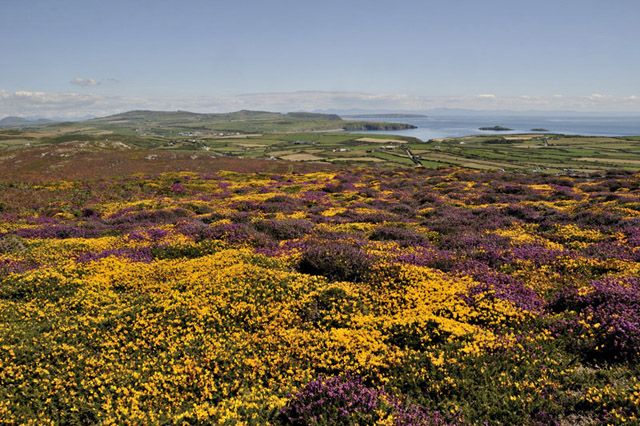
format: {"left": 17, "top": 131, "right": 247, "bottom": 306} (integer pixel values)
{"left": 479, "top": 126, "right": 513, "bottom": 131}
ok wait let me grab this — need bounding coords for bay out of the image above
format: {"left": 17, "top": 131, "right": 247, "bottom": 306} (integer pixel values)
{"left": 350, "top": 115, "right": 640, "bottom": 141}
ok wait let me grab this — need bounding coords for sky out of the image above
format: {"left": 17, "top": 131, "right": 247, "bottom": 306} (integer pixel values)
{"left": 1, "top": 0, "right": 640, "bottom": 118}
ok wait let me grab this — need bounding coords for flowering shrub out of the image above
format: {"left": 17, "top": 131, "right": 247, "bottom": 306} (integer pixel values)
{"left": 370, "top": 225, "right": 428, "bottom": 247}
{"left": 253, "top": 218, "right": 313, "bottom": 240}
{"left": 280, "top": 375, "right": 382, "bottom": 425}
{"left": 550, "top": 277, "right": 640, "bottom": 362}
{"left": 297, "top": 240, "right": 373, "bottom": 282}
{"left": 300, "top": 286, "right": 368, "bottom": 328}
{"left": 281, "top": 375, "right": 461, "bottom": 426}
{"left": 2, "top": 167, "right": 640, "bottom": 425}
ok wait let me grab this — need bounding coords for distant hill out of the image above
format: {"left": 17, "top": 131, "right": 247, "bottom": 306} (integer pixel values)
{"left": 285, "top": 112, "right": 342, "bottom": 121}
{"left": 75, "top": 109, "right": 415, "bottom": 134}
{"left": 85, "top": 110, "right": 343, "bottom": 126}
{"left": 0, "top": 116, "right": 54, "bottom": 128}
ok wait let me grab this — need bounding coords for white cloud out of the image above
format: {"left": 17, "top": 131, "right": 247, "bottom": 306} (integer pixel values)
{"left": 0, "top": 91, "right": 156, "bottom": 119}
{"left": 1, "top": 90, "right": 640, "bottom": 119}
{"left": 70, "top": 77, "right": 101, "bottom": 87}
{"left": 588, "top": 93, "right": 609, "bottom": 101}
{"left": 476, "top": 94, "right": 497, "bottom": 99}
{"left": 15, "top": 91, "right": 47, "bottom": 98}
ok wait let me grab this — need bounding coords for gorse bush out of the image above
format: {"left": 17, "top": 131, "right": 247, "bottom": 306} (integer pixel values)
{"left": 2, "top": 167, "right": 640, "bottom": 425}
{"left": 300, "top": 286, "right": 368, "bottom": 328}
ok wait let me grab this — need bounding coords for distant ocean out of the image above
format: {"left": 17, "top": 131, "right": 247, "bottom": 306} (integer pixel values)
{"left": 351, "top": 115, "right": 640, "bottom": 141}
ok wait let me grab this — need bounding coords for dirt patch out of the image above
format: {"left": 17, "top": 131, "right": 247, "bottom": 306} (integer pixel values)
{"left": 356, "top": 138, "right": 407, "bottom": 144}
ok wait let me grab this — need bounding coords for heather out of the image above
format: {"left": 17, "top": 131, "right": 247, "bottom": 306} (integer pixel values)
{"left": 1, "top": 167, "right": 640, "bottom": 425}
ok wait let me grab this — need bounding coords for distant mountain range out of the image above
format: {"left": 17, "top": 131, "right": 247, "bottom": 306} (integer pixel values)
{"left": 0, "top": 116, "right": 55, "bottom": 128}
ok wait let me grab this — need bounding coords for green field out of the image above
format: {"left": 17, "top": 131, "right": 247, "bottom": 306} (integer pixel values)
{"left": 2, "top": 112, "right": 640, "bottom": 173}
{"left": 420, "top": 134, "right": 640, "bottom": 173}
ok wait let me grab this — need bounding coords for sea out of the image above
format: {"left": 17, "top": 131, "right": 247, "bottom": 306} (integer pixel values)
{"left": 351, "top": 115, "right": 640, "bottom": 141}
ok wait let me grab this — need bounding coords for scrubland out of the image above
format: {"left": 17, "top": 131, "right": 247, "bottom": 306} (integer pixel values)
{"left": 1, "top": 166, "right": 640, "bottom": 425}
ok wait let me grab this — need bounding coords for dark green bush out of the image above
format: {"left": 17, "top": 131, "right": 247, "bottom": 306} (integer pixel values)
{"left": 296, "top": 241, "right": 372, "bottom": 282}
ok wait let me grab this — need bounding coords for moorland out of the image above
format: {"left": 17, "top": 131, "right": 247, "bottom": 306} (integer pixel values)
{"left": 0, "top": 110, "right": 639, "bottom": 425}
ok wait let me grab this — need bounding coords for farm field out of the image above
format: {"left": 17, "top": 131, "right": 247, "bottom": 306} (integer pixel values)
{"left": 422, "top": 134, "right": 640, "bottom": 174}
{"left": 1, "top": 165, "right": 640, "bottom": 425}
{"left": 4, "top": 119, "right": 640, "bottom": 173}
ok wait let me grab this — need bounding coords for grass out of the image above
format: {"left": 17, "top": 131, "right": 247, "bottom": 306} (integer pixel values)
{"left": 419, "top": 134, "right": 640, "bottom": 173}
{"left": 2, "top": 122, "right": 640, "bottom": 173}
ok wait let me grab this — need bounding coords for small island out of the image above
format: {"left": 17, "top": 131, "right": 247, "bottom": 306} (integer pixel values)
{"left": 531, "top": 128, "right": 549, "bottom": 132}
{"left": 479, "top": 126, "right": 513, "bottom": 131}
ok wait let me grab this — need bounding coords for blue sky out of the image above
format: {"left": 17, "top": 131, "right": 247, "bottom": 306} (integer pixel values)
{"left": 1, "top": 0, "right": 640, "bottom": 117}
